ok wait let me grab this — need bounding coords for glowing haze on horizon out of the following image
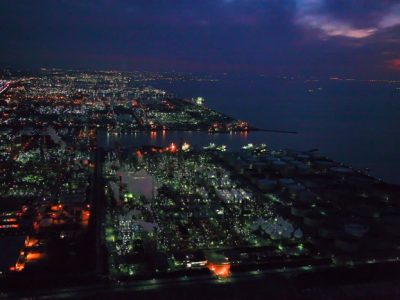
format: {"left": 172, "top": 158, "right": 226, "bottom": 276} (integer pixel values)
{"left": 1, "top": 0, "right": 400, "bottom": 78}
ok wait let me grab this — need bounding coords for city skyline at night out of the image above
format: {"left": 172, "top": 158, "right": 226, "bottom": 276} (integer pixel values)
{"left": 1, "top": 1, "right": 400, "bottom": 299}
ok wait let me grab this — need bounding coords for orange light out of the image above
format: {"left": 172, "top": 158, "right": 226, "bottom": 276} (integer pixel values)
{"left": 82, "top": 210, "right": 90, "bottom": 226}
{"left": 26, "top": 252, "right": 43, "bottom": 262}
{"left": 51, "top": 204, "right": 63, "bottom": 211}
{"left": 82, "top": 210, "right": 90, "bottom": 219}
{"left": 25, "top": 237, "right": 39, "bottom": 247}
{"left": 167, "top": 143, "right": 177, "bottom": 153}
{"left": 207, "top": 263, "right": 231, "bottom": 278}
{"left": 10, "top": 262, "right": 25, "bottom": 272}
{"left": 0, "top": 224, "right": 19, "bottom": 229}
{"left": 2, "top": 218, "right": 17, "bottom": 222}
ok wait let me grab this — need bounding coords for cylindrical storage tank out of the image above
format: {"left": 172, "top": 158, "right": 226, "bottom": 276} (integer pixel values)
{"left": 303, "top": 210, "right": 325, "bottom": 227}
{"left": 364, "top": 237, "right": 391, "bottom": 251}
{"left": 290, "top": 206, "right": 311, "bottom": 218}
{"left": 335, "top": 238, "right": 360, "bottom": 253}
{"left": 318, "top": 227, "right": 341, "bottom": 240}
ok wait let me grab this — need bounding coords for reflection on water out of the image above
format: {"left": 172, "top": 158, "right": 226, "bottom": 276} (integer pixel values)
{"left": 99, "top": 129, "right": 347, "bottom": 155}
{"left": 150, "top": 131, "right": 157, "bottom": 143}
{"left": 99, "top": 128, "right": 400, "bottom": 185}
{"left": 99, "top": 129, "right": 362, "bottom": 153}
{"left": 99, "top": 130, "right": 265, "bottom": 152}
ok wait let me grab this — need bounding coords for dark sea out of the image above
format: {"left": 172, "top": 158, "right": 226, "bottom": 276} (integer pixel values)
{"left": 100, "top": 75, "right": 400, "bottom": 184}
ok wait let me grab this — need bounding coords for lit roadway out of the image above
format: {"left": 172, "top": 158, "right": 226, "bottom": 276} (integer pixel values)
{"left": 0, "top": 267, "right": 308, "bottom": 299}
{"left": 0, "top": 82, "right": 10, "bottom": 95}
{"left": 2, "top": 258, "right": 400, "bottom": 299}
{"left": 0, "top": 78, "right": 34, "bottom": 96}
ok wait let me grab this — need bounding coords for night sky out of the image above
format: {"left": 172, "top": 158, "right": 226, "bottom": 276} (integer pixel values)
{"left": 1, "top": 0, "right": 400, "bottom": 78}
